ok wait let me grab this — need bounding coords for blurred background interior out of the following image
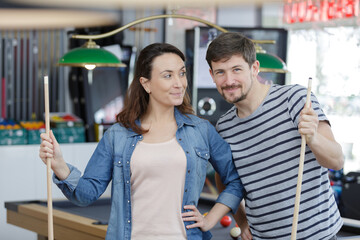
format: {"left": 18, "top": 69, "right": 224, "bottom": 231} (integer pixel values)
{"left": 1, "top": 0, "right": 360, "bottom": 239}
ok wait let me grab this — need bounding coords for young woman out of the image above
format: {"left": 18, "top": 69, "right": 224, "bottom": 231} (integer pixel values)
{"left": 39, "top": 43, "right": 244, "bottom": 240}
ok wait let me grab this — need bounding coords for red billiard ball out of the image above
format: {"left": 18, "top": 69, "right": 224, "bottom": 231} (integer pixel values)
{"left": 220, "top": 215, "right": 232, "bottom": 227}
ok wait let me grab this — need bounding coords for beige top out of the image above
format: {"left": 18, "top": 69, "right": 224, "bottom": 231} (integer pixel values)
{"left": 130, "top": 137, "right": 187, "bottom": 240}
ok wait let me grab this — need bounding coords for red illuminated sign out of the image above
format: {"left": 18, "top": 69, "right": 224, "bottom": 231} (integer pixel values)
{"left": 283, "top": 0, "right": 359, "bottom": 24}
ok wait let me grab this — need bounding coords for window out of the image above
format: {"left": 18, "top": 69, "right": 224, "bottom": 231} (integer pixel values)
{"left": 287, "top": 27, "right": 360, "bottom": 173}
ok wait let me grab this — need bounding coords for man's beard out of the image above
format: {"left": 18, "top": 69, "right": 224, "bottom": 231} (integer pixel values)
{"left": 222, "top": 90, "right": 246, "bottom": 103}
{"left": 221, "top": 84, "right": 247, "bottom": 104}
{"left": 221, "top": 77, "right": 253, "bottom": 104}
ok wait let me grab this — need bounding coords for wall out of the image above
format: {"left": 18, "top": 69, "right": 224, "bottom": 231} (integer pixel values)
{"left": 0, "top": 143, "right": 107, "bottom": 239}
{"left": 121, "top": 8, "right": 165, "bottom": 51}
{"left": 217, "top": 5, "right": 261, "bottom": 27}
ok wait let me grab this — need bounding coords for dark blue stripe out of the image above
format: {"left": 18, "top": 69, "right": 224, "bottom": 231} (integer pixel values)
{"left": 288, "top": 85, "right": 304, "bottom": 105}
{"left": 263, "top": 87, "right": 289, "bottom": 106}
{"left": 268, "top": 84, "right": 283, "bottom": 96}
{"left": 224, "top": 114, "right": 291, "bottom": 142}
{"left": 218, "top": 98, "right": 288, "bottom": 134}
{"left": 245, "top": 156, "right": 315, "bottom": 186}
{"left": 268, "top": 84, "right": 288, "bottom": 96}
{"left": 251, "top": 190, "right": 332, "bottom": 234}
{"left": 292, "top": 98, "right": 317, "bottom": 122}
{"left": 290, "top": 94, "right": 306, "bottom": 120}
{"left": 233, "top": 136, "right": 301, "bottom": 160}
{"left": 298, "top": 201, "right": 340, "bottom": 240}
{"left": 218, "top": 84, "right": 287, "bottom": 126}
{"left": 247, "top": 169, "right": 326, "bottom": 203}
{"left": 246, "top": 162, "right": 327, "bottom": 194}
{"left": 236, "top": 145, "right": 304, "bottom": 177}
{"left": 250, "top": 196, "right": 336, "bottom": 239}
{"left": 247, "top": 182, "right": 297, "bottom": 203}
{"left": 228, "top": 125, "right": 296, "bottom": 147}
{"left": 246, "top": 172, "right": 299, "bottom": 195}
{"left": 248, "top": 178, "right": 327, "bottom": 211}
{"left": 218, "top": 107, "right": 236, "bottom": 122}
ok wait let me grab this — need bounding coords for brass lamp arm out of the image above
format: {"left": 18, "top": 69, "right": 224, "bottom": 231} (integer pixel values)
{"left": 60, "top": 13, "right": 287, "bottom": 73}
{"left": 71, "top": 14, "right": 228, "bottom": 40}
{"left": 70, "top": 13, "right": 275, "bottom": 45}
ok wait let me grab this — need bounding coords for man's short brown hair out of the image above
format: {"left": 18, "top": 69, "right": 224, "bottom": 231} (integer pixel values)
{"left": 206, "top": 32, "right": 256, "bottom": 69}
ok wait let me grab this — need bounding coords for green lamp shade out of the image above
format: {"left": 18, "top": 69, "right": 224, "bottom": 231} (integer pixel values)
{"left": 58, "top": 47, "right": 126, "bottom": 68}
{"left": 256, "top": 52, "right": 288, "bottom": 73}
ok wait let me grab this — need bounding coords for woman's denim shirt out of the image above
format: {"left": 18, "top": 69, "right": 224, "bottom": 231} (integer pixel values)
{"left": 53, "top": 108, "right": 244, "bottom": 240}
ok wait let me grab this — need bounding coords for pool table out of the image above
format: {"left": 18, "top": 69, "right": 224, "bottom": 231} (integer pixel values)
{"left": 5, "top": 197, "right": 360, "bottom": 240}
{"left": 5, "top": 198, "right": 108, "bottom": 240}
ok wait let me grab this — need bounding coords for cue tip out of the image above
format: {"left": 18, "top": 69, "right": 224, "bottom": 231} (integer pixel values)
{"left": 307, "top": 77, "right": 312, "bottom": 89}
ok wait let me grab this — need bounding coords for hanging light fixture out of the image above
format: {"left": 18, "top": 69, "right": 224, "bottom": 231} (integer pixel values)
{"left": 254, "top": 41, "right": 288, "bottom": 73}
{"left": 58, "top": 40, "right": 126, "bottom": 69}
{"left": 58, "top": 13, "right": 288, "bottom": 73}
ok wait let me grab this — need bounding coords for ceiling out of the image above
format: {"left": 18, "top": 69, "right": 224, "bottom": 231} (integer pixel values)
{"left": 0, "top": 1, "right": 120, "bottom": 29}
{"left": 8, "top": 0, "right": 283, "bottom": 9}
{"left": 0, "top": 0, "right": 284, "bottom": 29}
{"left": 0, "top": 9, "right": 120, "bottom": 29}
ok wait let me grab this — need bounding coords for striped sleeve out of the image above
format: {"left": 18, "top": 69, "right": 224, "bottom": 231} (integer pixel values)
{"left": 287, "top": 84, "right": 329, "bottom": 126}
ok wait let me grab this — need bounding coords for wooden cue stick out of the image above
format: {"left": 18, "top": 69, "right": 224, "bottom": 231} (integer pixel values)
{"left": 44, "top": 76, "right": 54, "bottom": 240}
{"left": 291, "top": 77, "right": 313, "bottom": 240}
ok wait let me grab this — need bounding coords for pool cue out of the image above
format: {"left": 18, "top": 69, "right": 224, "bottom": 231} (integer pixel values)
{"left": 44, "top": 76, "right": 54, "bottom": 240}
{"left": 291, "top": 77, "right": 312, "bottom": 240}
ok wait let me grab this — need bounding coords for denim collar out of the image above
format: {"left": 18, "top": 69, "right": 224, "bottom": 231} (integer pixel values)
{"left": 126, "top": 107, "right": 195, "bottom": 138}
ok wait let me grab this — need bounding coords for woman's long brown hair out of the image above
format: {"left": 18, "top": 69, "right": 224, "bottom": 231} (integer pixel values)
{"left": 116, "top": 43, "right": 194, "bottom": 134}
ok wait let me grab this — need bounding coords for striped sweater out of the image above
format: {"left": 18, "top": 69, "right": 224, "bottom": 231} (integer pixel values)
{"left": 216, "top": 84, "right": 342, "bottom": 240}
